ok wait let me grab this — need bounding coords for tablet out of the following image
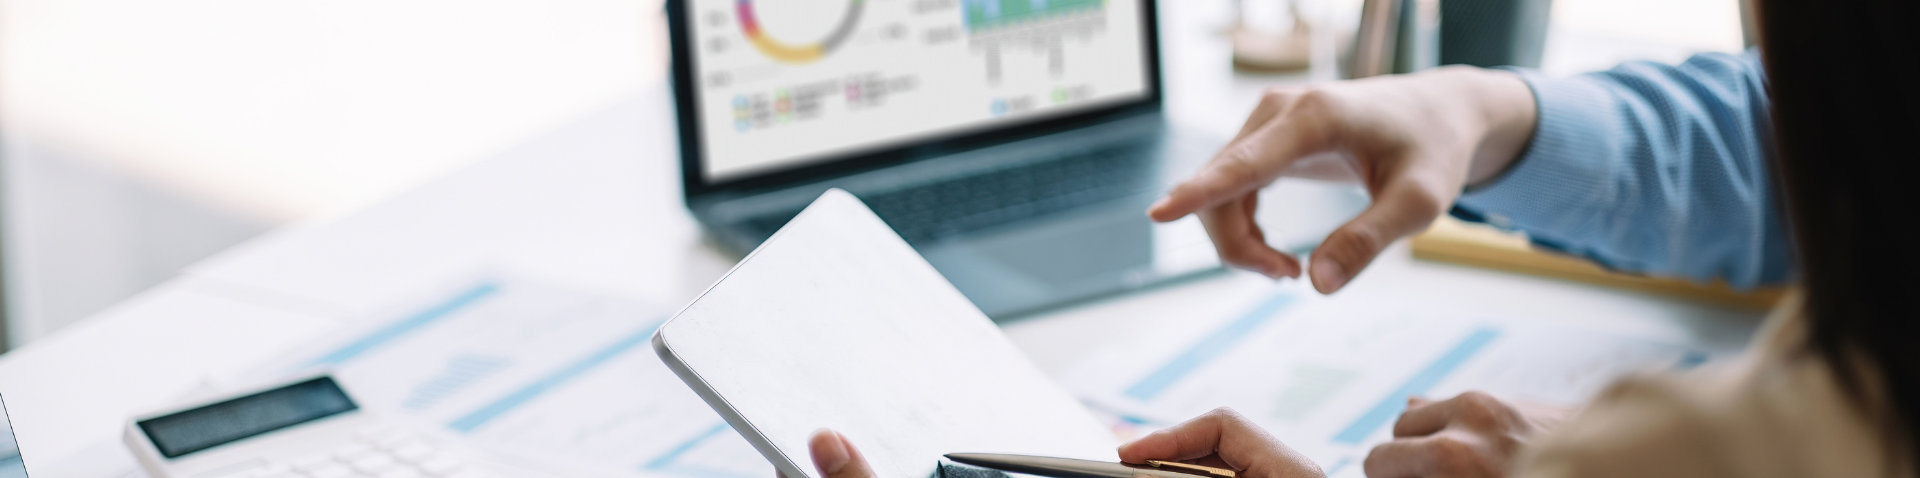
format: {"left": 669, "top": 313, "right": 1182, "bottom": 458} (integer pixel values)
{"left": 653, "top": 189, "right": 1119, "bottom": 478}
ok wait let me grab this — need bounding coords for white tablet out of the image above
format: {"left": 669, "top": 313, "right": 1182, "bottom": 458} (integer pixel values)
{"left": 653, "top": 189, "right": 1119, "bottom": 478}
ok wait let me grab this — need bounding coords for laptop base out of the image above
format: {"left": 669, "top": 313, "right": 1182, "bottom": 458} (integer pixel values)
{"left": 692, "top": 116, "right": 1227, "bottom": 320}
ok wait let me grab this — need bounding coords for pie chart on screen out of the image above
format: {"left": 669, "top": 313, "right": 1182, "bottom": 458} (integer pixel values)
{"left": 736, "top": 0, "right": 866, "bottom": 63}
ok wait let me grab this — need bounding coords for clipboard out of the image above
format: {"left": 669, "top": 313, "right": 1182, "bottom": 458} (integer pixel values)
{"left": 653, "top": 189, "right": 1119, "bottom": 478}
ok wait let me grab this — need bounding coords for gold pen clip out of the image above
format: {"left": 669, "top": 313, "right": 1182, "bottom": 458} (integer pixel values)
{"left": 1143, "top": 460, "right": 1236, "bottom": 478}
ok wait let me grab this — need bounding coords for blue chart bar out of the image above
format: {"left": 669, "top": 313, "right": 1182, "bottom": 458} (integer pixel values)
{"left": 445, "top": 319, "right": 665, "bottom": 433}
{"left": 1123, "top": 293, "right": 1296, "bottom": 401}
{"left": 643, "top": 422, "right": 759, "bottom": 478}
{"left": 1330, "top": 327, "right": 1501, "bottom": 445}
{"left": 309, "top": 283, "right": 500, "bottom": 367}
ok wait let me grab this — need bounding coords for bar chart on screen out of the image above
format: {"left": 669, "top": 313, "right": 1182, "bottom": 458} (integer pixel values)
{"left": 262, "top": 275, "right": 772, "bottom": 478}
{"left": 1061, "top": 285, "right": 1711, "bottom": 478}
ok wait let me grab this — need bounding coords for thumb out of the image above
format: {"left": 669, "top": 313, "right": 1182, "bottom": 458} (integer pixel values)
{"left": 809, "top": 429, "right": 878, "bottom": 478}
{"left": 1309, "top": 179, "right": 1447, "bottom": 294}
{"left": 1118, "top": 408, "right": 1322, "bottom": 478}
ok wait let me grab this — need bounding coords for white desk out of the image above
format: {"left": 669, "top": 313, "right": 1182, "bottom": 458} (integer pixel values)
{"left": 0, "top": 2, "right": 1766, "bottom": 476}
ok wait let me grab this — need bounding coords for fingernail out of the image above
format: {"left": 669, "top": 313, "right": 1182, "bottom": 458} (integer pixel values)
{"left": 1277, "top": 261, "right": 1302, "bottom": 279}
{"left": 1115, "top": 431, "right": 1150, "bottom": 454}
{"left": 1146, "top": 200, "right": 1171, "bottom": 219}
{"left": 815, "top": 431, "right": 849, "bottom": 474}
{"left": 1312, "top": 260, "right": 1347, "bottom": 293}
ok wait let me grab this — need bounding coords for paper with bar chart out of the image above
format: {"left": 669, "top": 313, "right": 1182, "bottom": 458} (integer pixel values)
{"left": 1061, "top": 287, "right": 1714, "bottom": 478}
{"left": 691, "top": 0, "right": 1150, "bottom": 180}
{"left": 265, "top": 277, "right": 768, "bottom": 478}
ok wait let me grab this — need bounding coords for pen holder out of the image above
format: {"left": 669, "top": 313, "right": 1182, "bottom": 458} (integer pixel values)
{"left": 1439, "top": 0, "right": 1553, "bottom": 68}
{"left": 1350, "top": 0, "right": 1552, "bottom": 77}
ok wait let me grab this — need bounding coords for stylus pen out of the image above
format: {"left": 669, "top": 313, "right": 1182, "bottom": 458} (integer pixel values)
{"left": 945, "top": 453, "right": 1236, "bottom": 478}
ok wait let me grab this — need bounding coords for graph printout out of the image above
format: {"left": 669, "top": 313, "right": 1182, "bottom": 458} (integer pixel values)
{"left": 690, "top": 0, "right": 1150, "bottom": 179}
{"left": 1061, "top": 286, "right": 1710, "bottom": 478}
{"left": 271, "top": 277, "right": 769, "bottom": 478}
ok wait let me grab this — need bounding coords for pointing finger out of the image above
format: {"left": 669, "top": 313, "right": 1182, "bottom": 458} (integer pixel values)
{"left": 1149, "top": 99, "right": 1337, "bottom": 222}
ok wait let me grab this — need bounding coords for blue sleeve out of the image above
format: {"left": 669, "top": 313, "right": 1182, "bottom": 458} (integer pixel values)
{"left": 1450, "top": 50, "right": 1793, "bottom": 289}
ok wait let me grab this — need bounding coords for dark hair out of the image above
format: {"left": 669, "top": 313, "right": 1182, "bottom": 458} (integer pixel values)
{"left": 1755, "top": 0, "right": 1920, "bottom": 467}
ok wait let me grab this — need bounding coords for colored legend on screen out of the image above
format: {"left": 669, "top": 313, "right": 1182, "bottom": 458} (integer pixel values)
{"left": 736, "top": 0, "right": 866, "bottom": 63}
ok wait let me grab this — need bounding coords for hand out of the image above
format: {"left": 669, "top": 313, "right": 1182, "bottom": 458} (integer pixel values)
{"left": 1117, "top": 408, "right": 1325, "bottom": 478}
{"left": 1147, "top": 67, "right": 1536, "bottom": 293}
{"left": 777, "top": 429, "right": 877, "bottom": 478}
{"left": 787, "top": 409, "right": 1328, "bottom": 478}
{"left": 1364, "top": 392, "right": 1574, "bottom": 478}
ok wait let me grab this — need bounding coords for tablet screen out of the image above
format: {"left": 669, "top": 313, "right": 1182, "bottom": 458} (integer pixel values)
{"left": 0, "top": 394, "right": 28, "bottom": 477}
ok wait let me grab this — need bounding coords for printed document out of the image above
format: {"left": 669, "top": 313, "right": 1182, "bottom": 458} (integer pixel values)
{"left": 261, "top": 275, "right": 769, "bottom": 478}
{"left": 1061, "top": 285, "right": 1715, "bottom": 478}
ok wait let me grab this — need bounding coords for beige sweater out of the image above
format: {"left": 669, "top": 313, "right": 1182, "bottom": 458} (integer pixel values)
{"left": 1512, "top": 292, "right": 1909, "bottom": 478}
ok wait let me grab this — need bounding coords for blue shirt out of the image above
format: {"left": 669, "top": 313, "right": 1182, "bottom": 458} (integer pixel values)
{"left": 1449, "top": 51, "right": 1793, "bottom": 289}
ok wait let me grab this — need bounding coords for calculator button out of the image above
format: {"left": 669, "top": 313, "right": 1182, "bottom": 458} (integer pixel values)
{"left": 388, "top": 443, "right": 436, "bottom": 462}
{"left": 416, "top": 458, "right": 462, "bottom": 476}
{"left": 349, "top": 455, "right": 400, "bottom": 474}
{"left": 362, "top": 433, "right": 412, "bottom": 449}
{"left": 375, "top": 469, "right": 424, "bottom": 478}
{"left": 245, "top": 464, "right": 292, "bottom": 478}
{"left": 354, "top": 426, "right": 397, "bottom": 439}
{"left": 334, "top": 444, "right": 378, "bottom": 461}
{"left": 307, "top": 465, "right": 355, "bottom": 478}
{"left": 196, "top": 465, "right": 263, "bottom": 478}
{"left": 293, "top": 456, "right": 336, "bottom": 472}
{"left": 255, "top": 463, "right": 289, "bottom": 472}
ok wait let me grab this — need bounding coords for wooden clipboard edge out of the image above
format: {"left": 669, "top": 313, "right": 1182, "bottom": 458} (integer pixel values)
{"left": 1411, "top": 217, "right": 1785, "bottom": 311}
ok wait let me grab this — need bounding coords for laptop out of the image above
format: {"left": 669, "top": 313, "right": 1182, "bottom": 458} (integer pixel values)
{"left": 667, "top": 0, "right": 1222, "bottom": 318}
{"left": 0, "top": 395, "right": 29, "bottom": 478}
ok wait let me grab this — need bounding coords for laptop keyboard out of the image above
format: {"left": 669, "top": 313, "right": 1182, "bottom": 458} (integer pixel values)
{"left": 741, "top": 141, "right": 1157, "bottom": 245}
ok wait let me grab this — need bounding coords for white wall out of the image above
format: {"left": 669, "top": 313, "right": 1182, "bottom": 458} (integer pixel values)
{"left": 0, "top": 0, "right": 665, "bottom": 346}
{"left": 1540, "top": 0, "right": 1747, "bottom": 76}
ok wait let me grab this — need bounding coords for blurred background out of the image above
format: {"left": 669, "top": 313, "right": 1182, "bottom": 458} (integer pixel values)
{"left": 0, "top": 0, "right": 1745, "bottom": 349}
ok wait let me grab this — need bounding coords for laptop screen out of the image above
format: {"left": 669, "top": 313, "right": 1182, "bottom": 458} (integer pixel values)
{"left": 685, "top": 0, "right": 1156, "bottom": 182}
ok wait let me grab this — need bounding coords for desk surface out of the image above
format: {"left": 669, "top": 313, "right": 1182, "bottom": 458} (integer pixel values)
{"left": 0, "top": 2, "right": 1766, "bottom": 476}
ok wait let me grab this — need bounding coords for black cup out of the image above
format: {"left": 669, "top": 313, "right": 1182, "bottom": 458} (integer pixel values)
{"left": 1439, "top": 0, "right": 1554, "bottom": 68}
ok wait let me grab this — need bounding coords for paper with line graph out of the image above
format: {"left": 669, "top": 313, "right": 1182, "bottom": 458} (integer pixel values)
{"left": 1060, "top": 285, "right": 1710, "bottom": 478}
{"left": 261, "top": 276, "right": 769, "bottom": 478}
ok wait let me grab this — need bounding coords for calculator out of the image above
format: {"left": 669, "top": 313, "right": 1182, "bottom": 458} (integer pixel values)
{"left": 124, "top": 375, "right": 493, "bottom": 478}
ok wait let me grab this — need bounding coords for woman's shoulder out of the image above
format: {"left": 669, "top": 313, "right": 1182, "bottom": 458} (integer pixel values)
{"left": 1509, "top": 370, "right": 1742, "bottom": 478}
{"left": 1512, "top": 301, "right": 1899, "bottom": 478}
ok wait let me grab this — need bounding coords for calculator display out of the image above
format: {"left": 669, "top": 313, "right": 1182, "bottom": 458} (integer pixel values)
{"left": 137, "top": 377, "right": 358, "bottom": 458}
